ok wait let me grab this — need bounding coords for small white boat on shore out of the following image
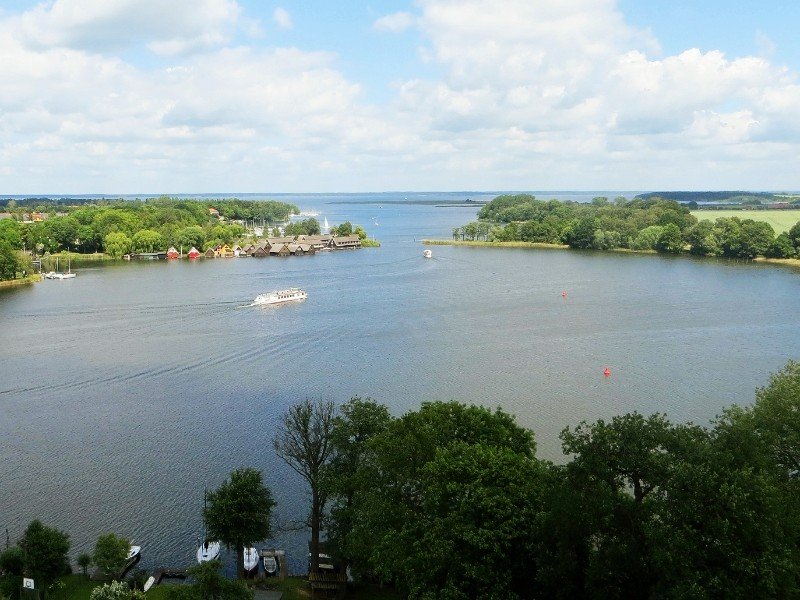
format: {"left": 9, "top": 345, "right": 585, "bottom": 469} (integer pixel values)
{"left": 243, "top": 547, "right": 259, "bottom": 573}
{"left": 250, "top": 289, "right": 307, "bottom": 306}
{"left": 197, "top": 540, "right": 221, "bottom": 563}
{"left": 423, "top": 249, "right": 432, "bottom": 258}
{"left": 127, "top": 544, "right": 141, "bottom": 561}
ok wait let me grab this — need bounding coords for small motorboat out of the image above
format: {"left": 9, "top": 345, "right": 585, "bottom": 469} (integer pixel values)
{"left": 143, "top": 576, "right": 155, "bottom": 592}
{"left": 263, "top": 555, "right": 278, "bottom": 576}
{"left": 197, "top": 540, "right": 221, "bottom": 563}
{"left": 423, "top": 249, "right": 432, "bottom": 258}
{"left": 127, "top": 544, "right": 141, "bottom": 561}
{"left": 243, "top": 546, "right": 259, "bottom": 573}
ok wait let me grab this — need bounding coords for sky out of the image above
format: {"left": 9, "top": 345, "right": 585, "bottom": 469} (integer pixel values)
{"left": 0, "top": 0, "right": 799, "bottom": 194}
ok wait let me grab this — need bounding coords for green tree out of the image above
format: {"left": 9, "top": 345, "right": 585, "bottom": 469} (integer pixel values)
{"left": 685, "top": 220, "right": 719, "bottom": 255}
{"left": 629, "top": 225, "right": 664, "bottom": 251}
{"left": 92, "top": 533, "right": 129, "bottom": 580}
{"left": 0, "top": 546, "right": 24, "bottom": 575}
{"left": 787, "top": 221, "right": 800, "bottom": 252}
{"left": 175, "top": 226, "right": 206, "bottom": 251}
{"left": 0, "top": 242, "right": 19, "bottom": 280}
{"left": 334, "top": 221, "right": 353, "bottom": 236}
{"left": 0, "top": 220, "right": 22, "bottom": 249}
{"left": 655, "top": 223, "right": 683, "bottom": 253}
{"left": 103, "top": 232, "right": 132, "bottom": 258}
{"left": 131, "top": 229, "right": 164, "bottom": 253}
{"left": 274, "top": 400, "right": 336, "bottom": 574}
{"left": 564, "top": 218, "right": 596, "bottom": 249}
{"left": 77, "top": 553, "right": 92, "bottom": 577}
{"left": 204, "top": 468, "right": 275, "bottom": 578}
{"left": 353, "top": 225, "right": 367, "bottom": 240}
{"left": 19, "top": 520, "right": 70, "bottom": 596}
{"left": 324, "top": 398, "right": 392, "bottom": 574}
{"left": 738, "top": 219, "right": 774, "bottom": 258}
{"left": 402, "top": 443, "right": 547, "bottom": 599}
{"left": 766, "top": 232, "right": 796, "bottom": 258}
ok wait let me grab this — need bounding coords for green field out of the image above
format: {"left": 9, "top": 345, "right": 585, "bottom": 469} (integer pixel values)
{"left": 691, "top": 210, "right": 800, "bottom": 233}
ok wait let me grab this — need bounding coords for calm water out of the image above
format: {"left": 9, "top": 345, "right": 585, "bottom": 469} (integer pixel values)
{"left": 2, "top": 194, "right": 800, "bottom": 573}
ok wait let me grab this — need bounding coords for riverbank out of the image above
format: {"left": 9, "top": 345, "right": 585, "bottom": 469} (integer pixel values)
{"left": 0, "top": 274, "right": 42, "bottom": 288}
{"left": 422, "top": 239, "right": 568, "bottom": 249}
{"left": 423, "top": 239, "right": 800, "bottom": 271}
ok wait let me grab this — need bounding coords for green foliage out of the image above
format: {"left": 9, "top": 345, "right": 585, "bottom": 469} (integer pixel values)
{"left": 204, "top": 468, "right": 274, "bottom": 577}
{"left": 0, "top": 242, "right": 19, "bottom": 280}
{"left": 131, "top": 229, "right": 164, "bottom": 253}
{"left": 630, "top": 225, "right": 664, "bottom": 250}
{"left": 685, "top": 220, "right": 719, "bottom": 255}
{"left": 333, "top": 221, "right": 353, "bottom": 236}
{"left": 92, "top": 534, "right": 129, "bottom": 580}
{"left": 19, "top": 520, "right": 71, "bottom": 593}
{"left": 174, "top": 226, "right": 206, "bottom": 251}
{"left": 164, "top": 562, "right": 252, "bottom": 600}
{"left": 89, "top": 581, "right": 133, "bottom": 600}
{"left": 76, "top": 554, "right": 92, "bottom": 577}
{"left": 0, "top": 547, "right": 24, "bottom": 576}
{"left": 285, "top": 218, "right": 320, "bottom": 236}
{"left": 655, "top": 223, "right": 683, "bottom": 253}
{"left": 766, "top": 232, "right": 796, "bottom": 258}
{"left": 0, "top": 220, "right": 22, "bottom": 249}
{"left": 103, "top": 232, "right": 132, "bottom": 258}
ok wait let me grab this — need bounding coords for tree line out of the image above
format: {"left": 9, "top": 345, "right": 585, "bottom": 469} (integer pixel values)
{"left": 0, "top": 197, "right": 299, "bottom": 259}
{"left": 453, "top": 194, "right": 800, "bottom": 260}
{"left": 3, "top": 362, "right": 799, "bottom": 599}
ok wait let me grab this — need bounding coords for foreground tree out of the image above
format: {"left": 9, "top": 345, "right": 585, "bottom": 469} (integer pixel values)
{"left": 273, "top": 399, "right": 336, "bottom": 574}
{"left": 0, "top": 242, "right": 18, "bottom": 280}
{"left": 204, "top": 468, "right": 275, "bottom": 578}
{"left": 19, "top": 520, "right": 70, "bottom": 596}
{"left": 324, "top": 397, "right": 392, "bottom": 573}
{"left": 93, "top": 533, "right": 130, "bottom": 580}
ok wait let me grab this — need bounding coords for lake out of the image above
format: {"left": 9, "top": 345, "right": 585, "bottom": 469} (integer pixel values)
{"left": 2, "top": 193, "right": 800, "bottom": 574}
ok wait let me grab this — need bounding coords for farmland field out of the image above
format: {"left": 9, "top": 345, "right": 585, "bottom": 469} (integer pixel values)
{"left": 691, "top": 209, "right": 800, "bottom": 233}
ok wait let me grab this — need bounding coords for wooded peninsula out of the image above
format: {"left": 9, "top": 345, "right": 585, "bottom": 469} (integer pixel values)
{"left": 450, "top": 194, "right": 800, "bottom": 261}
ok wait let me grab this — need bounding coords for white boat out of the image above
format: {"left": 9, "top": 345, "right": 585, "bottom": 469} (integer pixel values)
{"left": 48, "top": 257, "right": 77, "bottom": 279}
{"left": 243, "top": 546, "right": 259, "bottom": 573}
{"left": 250, "top": 288, "right": 307, "bottom": 306}
{"left": 423, "top": 249, "right": 432, "bottom": 258}
{"left": 127, "top": 544, "right": 141, "bottom": 561}
{"left": 263, "top": 555, "right": 278, "bottom": 576}
{"left": 143, "top": 576, "right": 155, "bottom": 592}
{"left": 197, "top": 540, "right": 221, "bottom": 563}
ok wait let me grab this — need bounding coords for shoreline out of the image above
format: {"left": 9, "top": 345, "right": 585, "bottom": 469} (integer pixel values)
{"left": 0, "top": 274, "right": 43, "bottom": 288}
{"left": 422, "top": 239, "right": 800, "bottom": 270}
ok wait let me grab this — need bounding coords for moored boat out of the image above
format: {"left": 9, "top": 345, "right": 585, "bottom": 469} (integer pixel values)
{"left": 127, "top": 544, "right": 141, "bottom": 561}
{"left": 243, "top": 546, "right": 259, "bottom": 573}
{"left": 250, "top": 288, "right": 307, "bottom": 306}
{"left": 197, "top": 540, "right": 221, "bottom": 563}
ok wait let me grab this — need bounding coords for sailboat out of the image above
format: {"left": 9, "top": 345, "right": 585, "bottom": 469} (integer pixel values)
{"left": 322, "top": 217, "right": 330, "bottom": 234}
{"left": 46, "top": 257, "right": 76, "bottom": 279}
{"left": 197, "top": 490, "right": 221, "bottom": 563}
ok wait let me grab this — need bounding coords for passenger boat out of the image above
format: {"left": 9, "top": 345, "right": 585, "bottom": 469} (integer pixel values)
{"left": 250, "top": 288, "right": 307, "bottom": 306}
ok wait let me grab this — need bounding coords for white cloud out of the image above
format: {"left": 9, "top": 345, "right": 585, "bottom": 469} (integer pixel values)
{"left": 273, "top": 7, "right": 293, "bottom": 30}
{"left": 1, "top": 0, "right": 800, "bottom": 192}
{"left": 373, "top": 12, "right": 414, "bottom": 33}
{"left": 15, "top": 0, "right": 241, "bottom": 56}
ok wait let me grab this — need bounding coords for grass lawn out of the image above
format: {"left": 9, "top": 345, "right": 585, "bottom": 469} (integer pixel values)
{"left": 690, "top": 210, "right": 800, "bottom": 233}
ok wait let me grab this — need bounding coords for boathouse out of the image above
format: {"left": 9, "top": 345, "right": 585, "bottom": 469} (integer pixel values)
{"left": 331, "top": 235, "right": 361, "bottom": 249}
{"left": 269, "top": 244, "right": 291, "bottom": 257}
{"left": 166, "top": 247, "right": 179, "bottom": 259}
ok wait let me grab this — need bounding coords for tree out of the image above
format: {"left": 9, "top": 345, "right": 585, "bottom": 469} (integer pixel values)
{"left": 353, "top": 225, "right": 367, "bottom": 240}
{"left": 655, "top": 223, "right": 683, "bottom": 253}
{"left": 204, "top": 468, "right": 275, "bottom": 578}
{"left": 0, "top": 220, "right": 22, "bottom": 249}
{"left": 19, "top": 520, "right": 70, "bottom": 596}
{"left": 274, "top": 399, "right": 336, "bottom": 574}
{"left": 629, "top": 225, "right": 664, "bottom": 251}
{"left": 175, "top": 226, "right": 206, "bottom": 251}
{"left": 334, "top": 221, "right": 353, "bottom": 236}
{"left": 0, "top": 242, "right": 18, "bottom": 280}
{"left": 787, "top": 221, "right": 800, "bottom": 252}
{"left": 685, "top": 220, "right": 719, "bottom": 255}
{"left": 0, "top": 546, "right": 24, "bottom": 575}
{"left": 77, "top": 553, "right": 92, "bottom": 577}
{"left": 93, "top": 533, "right": 129, "bottom": 580}
{"left": 564, "top": 218, "right": 596, "bottom": 249}
{"left": 324, "top": 398, "right": 392, "bottom": 573}
{"left": 738, "top": 219, "right": 774, "bottom": 259}
{"left": 766, "top": 232, "right": 796, "bottom": 258}
{"left": 131, "top": 229, "right": 164, "bottom": 253}
{"left": 103, "top": 232, "right": 132, "bottom": 258}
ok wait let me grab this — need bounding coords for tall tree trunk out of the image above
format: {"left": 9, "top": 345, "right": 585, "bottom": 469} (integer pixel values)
{"left": 310, "top": 490, "right": 321, "bottom": 574}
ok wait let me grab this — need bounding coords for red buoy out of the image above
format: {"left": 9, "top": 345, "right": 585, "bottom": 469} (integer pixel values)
{"left": 561, "top": 291, "right": 567, "bottom": 298}
{"left": 603, "top": 367, "right": 611, "bottom": 377}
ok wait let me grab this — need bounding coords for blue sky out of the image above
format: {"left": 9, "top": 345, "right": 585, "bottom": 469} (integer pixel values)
{"left": 0, "top": 0, "right": 799, "bottom": 193}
